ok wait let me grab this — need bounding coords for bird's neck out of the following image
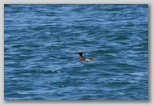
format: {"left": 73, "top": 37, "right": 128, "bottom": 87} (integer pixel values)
{"left": 79, "top": 55, "right": 83, "bottom": 61}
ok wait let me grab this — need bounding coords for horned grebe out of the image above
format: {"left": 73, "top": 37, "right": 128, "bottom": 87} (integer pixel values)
{"left": 76, "top": 50, "right": 96, "bottom": 61}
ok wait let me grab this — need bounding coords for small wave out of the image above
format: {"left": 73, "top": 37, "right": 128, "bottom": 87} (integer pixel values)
{"left": 29, "top": 70, "right": 62, "bottom": 74}
{"left": 129, "top": 72, "right": 144, "bottom": 76}
{"left": 11, "top": 70, "right": 62, "bottom": 75}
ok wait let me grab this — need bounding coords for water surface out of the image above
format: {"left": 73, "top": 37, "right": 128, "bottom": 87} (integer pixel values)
{"left": 4, "top": 4, "right": 148, "bottom": 100}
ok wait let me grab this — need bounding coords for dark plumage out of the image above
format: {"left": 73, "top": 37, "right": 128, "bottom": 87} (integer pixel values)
{"left": 76, "top": 50, "right": 96, "bottom": 61}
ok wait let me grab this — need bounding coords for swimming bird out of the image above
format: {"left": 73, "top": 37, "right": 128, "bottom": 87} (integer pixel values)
{"left": 76, "top": 50, "right": 96, "bottom": 61}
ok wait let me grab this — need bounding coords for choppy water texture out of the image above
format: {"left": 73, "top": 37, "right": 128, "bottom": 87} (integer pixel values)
{"left": 4, "top": 4, "right": 148, "bottom": 100}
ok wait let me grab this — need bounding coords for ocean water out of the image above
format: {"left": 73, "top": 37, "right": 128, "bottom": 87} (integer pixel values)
{"left": 4, "top": 4, "right": 148, "bottom": 100}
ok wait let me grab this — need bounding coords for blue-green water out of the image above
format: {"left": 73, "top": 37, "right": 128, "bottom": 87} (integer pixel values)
{"left": 4, "top": 4, "right": 148, "bottom": 100}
